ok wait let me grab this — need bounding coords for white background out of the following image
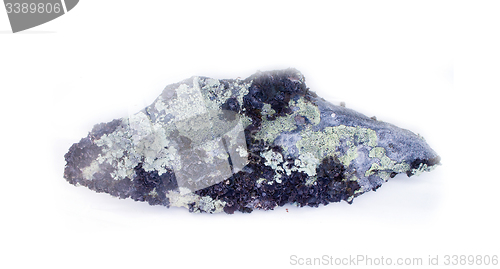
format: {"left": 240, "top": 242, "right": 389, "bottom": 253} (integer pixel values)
{"left": 0, "top": 1, "right": 498, "bottom": 268}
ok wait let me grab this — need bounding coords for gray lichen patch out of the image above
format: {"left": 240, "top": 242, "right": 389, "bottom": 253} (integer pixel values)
{"left": 165, "top": 187, "right": 226, "bottom": 213}
{"left": 254, "top": 113, "right": 297, "bottom": 143}
{"left": 254, "top": 97, "right": 321, "bottom": 143}
{"left": 293, "top": 153, "right": 320, "bottom": 177}
{"left": 81, "top": 113, "right": 181, "bottom": 182}
{"left": 261, "top": 103, "right": 276, "bottom": 117}
{"left": 81, "top": 161, "right": 101, "bottom": 181}
{"left": 155, "top": 78, "right": 208, "bottom": 122}
{"left": 78, "top": 75, "right": 250, "bottom": 194}
{"left": 261, "top": 149, "right": 284, "bottom": 170}
{"left": 199, "top": 77, "right": 251, "bottom": 112}
{"left": 411, "top": 162, "right": 437, "bottom": 177}
{"left": 365, "top": 147, "right": 410, "bottom": 179}
{"left": 260, "top": 148, "right": 320, "bottom": 184}
{"left": 296, "top": 125, "right": 378, "bottom": 166}
{"left": 260, "top": 149, "right": 285, "bottom": 183}
{"left": 289, "top": 97, "right": 321, "bottom": 126}
{"left": 200, "top": 77, "right": 251, "bottom": 111}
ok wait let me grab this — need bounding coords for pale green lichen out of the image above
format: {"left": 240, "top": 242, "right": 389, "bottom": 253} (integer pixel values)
{"left": 82, "top": 112, "right": 181, "bottom": 181}
{"left": 261, "top": 103, "right": 276, "bottom": 116}
{"left": 261, "top": 150, "right": 283, "bottom": 170}
{"left": 198, "top": 77, "right": 251, "bottom": 117}
{"left": 149, "top": 188, "right": 158, "bottom": 198}
{"left": 295, "top": 127, "right": 336, "bottom": 159}
{"left": 354, "top": 188, "right": 365, "bottom": 195}
{"left": 335, "top": 125, "right": 379, "bottom": 148}
{"left": 254, "top": 97, "right": 321, "bottom": 143}
{"left": 256, "top": 178, "right": 266, "bottom": 185}
{"left": 296, "top": 125, "right": 378, "bottom": 168}
{"left": 81, "top": 161, "right": 101, "bottom": 181}
{"left": 368, "top": 146, "right": 386, "bottom": 159}
{"left": 261, "top": 149, "right": 321, "bottom": 184}
{"left": 260, "top": 149, "right": 285, "bottom": 183}
{"left": 411, "top": 162, "right": 437, "bottom": 177}
{"left": 240, "top": 115, "right": 253, "bottom": 129}
{"left": 305, "top": 176, "right": 317, "bottom": 186}
{"left": 336, "top": 140, "right": 358, "bottom": 167}
{"left": 235, "top": 79, "right": 251, "bottom": 111}
{"left": 128, "top": 113, "right": 179, "bottom": 175}
{"left": 211, "top": 199, "right": 227, "bottom": 213}
{"left": 289, "top": 97, "right": 321, "bottom": 125}
{"left": 365, "top": 147, "right": 410, "bottom": 178}
{"left": 200, "top": 78, "right": 231, "bottom": 111}
{"left": 199, "top": 196, "right": 216, "bottom": 212}
{"left": 165, "top": 187, "right": 226, "bottom": 213}
{"left": 155, "top": 78, "right": 208, "bottom": 122}
{"left": 348, "top": 175, "right": 359, "bottom": 182}
{"left": 254, "top": 114, "right": 297, "bottom": 142}
{"left": 165, "top": 187, "right": 199, "bottom": 210}
{"left": 293, "top": 153, "right": 320, "bottom": 177}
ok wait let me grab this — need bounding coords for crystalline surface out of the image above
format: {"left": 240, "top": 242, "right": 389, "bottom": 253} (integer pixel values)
{"left": 64, "top": 69, "right": 440, "bottom": 213}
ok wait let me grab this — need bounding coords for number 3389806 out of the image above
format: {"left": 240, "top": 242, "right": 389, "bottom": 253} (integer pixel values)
{"left": 5, "top": 2, "right": 62, "bottom": 14}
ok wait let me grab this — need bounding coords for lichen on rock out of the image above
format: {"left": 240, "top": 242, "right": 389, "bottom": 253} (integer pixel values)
{"left": 64, "top": 69, "right": 440, "bottom": 213}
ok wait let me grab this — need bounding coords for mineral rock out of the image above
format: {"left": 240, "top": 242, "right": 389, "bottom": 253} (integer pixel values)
{"left": 64, "top": 69, "right": 440, "bottom": 213}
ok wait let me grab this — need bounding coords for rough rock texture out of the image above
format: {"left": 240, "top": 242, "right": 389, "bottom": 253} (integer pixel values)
{"left": 64, "top": 69, "right": 440, "bottom": 213}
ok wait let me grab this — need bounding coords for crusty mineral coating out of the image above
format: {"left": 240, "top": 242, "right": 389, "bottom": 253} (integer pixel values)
{"left": 64, "top": 69, "right": 440, "bottom": 213}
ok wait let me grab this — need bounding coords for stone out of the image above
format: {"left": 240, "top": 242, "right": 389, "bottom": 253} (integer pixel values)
{"left": 64, "top": 69, "right": 440, "bottom": 213}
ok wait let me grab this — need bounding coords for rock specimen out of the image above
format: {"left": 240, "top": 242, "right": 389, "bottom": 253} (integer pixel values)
{"left": 64, "top": 69, "right": 440, "bottom": 213}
